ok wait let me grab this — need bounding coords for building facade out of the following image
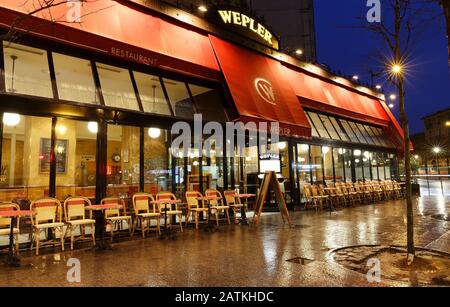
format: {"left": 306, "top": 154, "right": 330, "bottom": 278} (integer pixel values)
{"left": 162, "top": 0, "right": 317, "bottom": 62}
{"left": 412, "top": 108, "right": 450, "bottom": 176}
{"left": 0, "top": 0, "right": 404, "bottom": 209}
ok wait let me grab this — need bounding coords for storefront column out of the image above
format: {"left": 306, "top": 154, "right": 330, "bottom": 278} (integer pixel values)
{"left": 287, "top": 139, "right": 296, "bottom": 206}
{"left": 48, "top": 117, "right": 57, "bottom": 197}
{"left": 351, "top": 150, "right": 356, "bottom": 182}
{"left": 139, "top": 127, "right": 145, "bottom": 192}
{"left": 95, "top": 119, "right": 107, "bottom": 203}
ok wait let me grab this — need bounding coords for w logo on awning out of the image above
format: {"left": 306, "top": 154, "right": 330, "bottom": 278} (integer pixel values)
{"left": 255, "top": 78, "right": 276, "bottom": 105}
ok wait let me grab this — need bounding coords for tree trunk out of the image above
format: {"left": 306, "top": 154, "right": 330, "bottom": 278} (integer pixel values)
{"left": 394, "top": 0, "right": 415, "bottom": 264}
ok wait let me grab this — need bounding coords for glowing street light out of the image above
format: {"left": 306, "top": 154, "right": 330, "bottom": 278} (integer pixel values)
{"left": 392, "top": 64, "right": 402, "bottom": 74}
{"left": 389, "top": 94, "right": 397, "bottom": 100}
{"left": 388, "top": 103, "right": 394, "bottom": 109}
{"left": 352, "top": 75, "right": 359, "bottom": 81}
{"left": 375, "top": 85, "right": 382, "bottom": 90}
{"left": 295, "top": 49, "right": 303, "bottom": 55}
{"left": 433, "top": 147, "right": 441, "bottom": 154}
{"left": 198, "top": 5, "right": 208, "bottom": 12}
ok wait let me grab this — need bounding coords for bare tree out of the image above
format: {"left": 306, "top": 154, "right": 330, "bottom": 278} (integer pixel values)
{"left": 1, "top": 0, "right": 114, "bottom": 43}
{"left": 363, "top": 0, "right": 443, "bottom": 264}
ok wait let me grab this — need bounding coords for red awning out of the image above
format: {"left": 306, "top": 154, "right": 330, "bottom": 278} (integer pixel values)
{"left": 283, "top": 65, "right": 391, "bottom": 125}
{"left": 209, "top": 36, "right": 311, "bottom": 138}
{"left": 0, "top": 1, "right": 220, "bottom": 80}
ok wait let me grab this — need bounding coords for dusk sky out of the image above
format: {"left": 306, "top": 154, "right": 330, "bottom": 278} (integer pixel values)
{"left": 314, "top": 0, "right": 449, "bottom": 134}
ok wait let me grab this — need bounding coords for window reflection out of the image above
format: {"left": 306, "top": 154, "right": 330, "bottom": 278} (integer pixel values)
{"left": 3, "top": 42, "right": 53, "bottom": 98}
{"left": 333, "top": 148, "right": 345, "bottom": 182}
{"left": 189, "top": 84, "right": 227, "bottom": 122}
{"left": 53, "top": 53, "right": 98, "bottom": 104}
{"left": 163, "top": 78, "right": 195, "bottom": 119}
{"left": 310, "top": 145, "right": 323, "bottom": 183}
{"left": 97, "top": 63, "right": 139, "bottom": 111}
{"left": 134, "top": 72, "right": 171, "bottom": 115}
{"left": 144, "top": 128, "right": 171, "bottom": 194}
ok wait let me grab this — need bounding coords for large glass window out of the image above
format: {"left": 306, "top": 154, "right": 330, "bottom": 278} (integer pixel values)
{"left": 96, "top": 63, "right": 139, "bottom": 111}
{"left": 343, "top": 149, "right": 353, "bottom": 182}
{"left": 339, "top": 119, "right": 359, "bottom": 143}
{"left": 333, "top": 148, "right": 345, "bottom": 182}
{"left": 106, "top": 124, "right": 140, "bottom": 198}
{"left": 296, "top": 144, "right": 311, "bottom": 199}
{"left": 144, "top": 128, "right": 171, "bottom": 194}
{"left": 243, "top": 142, "right": 259, "bottom": 194}
{"left": 310, "top": 145, "right": 323, "bottom": 184}
{"left": 357, "top": 123, "right": 375, "bottom": 145}
{"left": 322, "top": 146, "right": 333, "bottom": 184}
{"left": 133, "top": 72, "right": 171, "bottom": 116}
{"left": 349, "top": 121, "right": 367, "bottom": 144}
{"left": 3, "top": 42, "right": 53, "bottom": 98}
{"left": 377, "top": 153, "right": 386, "bottom": 180}
{"left": 319, "top": 115, "right": 340, "bottom": 140}
{"left": 330, "top": 117, "right": 349, "bottom": 141}
{"left": 365, "top": 125, "right": 382, "bottom": 146}
{"left": 203, "top": 139, "right": 225, "bottom": 192}
{"left": 305, "top": 114, "right": 319, "bottom": 137}
{"left": 371, "top": 152, "right": 379, "bottom": 181}
{"left": 189, "top": 84, "right": 227, "bottom": 122}
{"left": 163, "top": 78, "right": 195, "bottom": 119}
{"left": 353, "top": 149, "right": 364, "bottom": 181}
{"left": 362, "top": 151, "right": 372, "bottom": 180}
{"left": 1, "top": 114, "right": 52, "bottom": 201}
{"left": 53, "top": 53, "right": 98, "bottom": 104}
{"left": 55, "top": 118, "right": 97, "bottom": 200}
{"left": 307, "top": 112, "right": 330, "bottom": 139}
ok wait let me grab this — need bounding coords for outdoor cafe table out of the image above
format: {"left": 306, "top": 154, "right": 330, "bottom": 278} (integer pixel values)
{"left": 86, "top": 204, "right": 122, "bottom": 250}
{"left": 196, "top": 196, "right": 222, "bottom": 232}
{"left": 235, "top": 194, "right": 256, "bottom": 225}
{"left": 150, "top": 199, "right": 181, "bottom": 239}
{"left": 0, "top": 210, "right": 34, "bottom": 266}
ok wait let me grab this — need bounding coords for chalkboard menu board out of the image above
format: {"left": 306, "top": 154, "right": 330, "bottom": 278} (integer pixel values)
{"left": 39, "top": 138, "right": 68, "bottom": 173}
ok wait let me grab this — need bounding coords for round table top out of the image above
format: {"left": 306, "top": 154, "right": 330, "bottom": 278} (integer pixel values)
{"left": 0, "top": 210, "right": 34, "bottom": 217}
{"left": 151, "top": 199, "right": 181, "bottom": 204}
{"left": 198, "top": 196, "right": 222, "bottom": 200}
{"left": 86, "top": 204, "right": 123, "bottom": 211}
{"left": 236, "top": 194, "right": 256, "bottom": 198}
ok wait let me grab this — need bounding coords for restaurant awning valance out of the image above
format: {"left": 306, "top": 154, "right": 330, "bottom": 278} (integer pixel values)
{"left": 209, "top": 35, "right": 311, "bottom": 138}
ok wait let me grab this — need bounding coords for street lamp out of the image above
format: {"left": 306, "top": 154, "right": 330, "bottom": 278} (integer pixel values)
{"left": 392, "top": 64, "right": 402, "bottom": 74}
{"left": 198, "top": 5, "right": 208, "bottom": 12}
{"left": 433, "top": 147, "right": 441, "bottom": 154}
{"left": 375, "top": 85, "right": 382, "bottom": 90}
{"left": 352, "top": 75, "right": 359, "bottom": 81}
{"left": 295, "top": 49, "right": 303, "bottom": 55}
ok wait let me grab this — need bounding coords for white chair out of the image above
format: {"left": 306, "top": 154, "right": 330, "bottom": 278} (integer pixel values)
{"left": 205, "top": 189, "right": 230, "bottom": 226}
{"left": 156, "top": 192, "right": 183, "bottom": 232}
{"left": 64, "top": 197, "right": 96, "bottom": 250}
{"left": 185, "top": 191, "right": 208, "bottom": 229}
{"left": 132, "top": 193, "right": 161, "bottom": 238}
{"left": 101, "top": 198, "right": 133, "bottom": 242}
{"left": 30, "top": 198, "right": 65, "bottom": 255}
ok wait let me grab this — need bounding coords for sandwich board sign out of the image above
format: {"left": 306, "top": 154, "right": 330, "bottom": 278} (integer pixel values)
{"left": 252, "top": 171, "right": 291, "bottom": 226}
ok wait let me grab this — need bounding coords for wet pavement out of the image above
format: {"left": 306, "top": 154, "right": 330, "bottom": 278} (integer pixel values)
{"left": 0, "top": 195, "right": 449, "bottom": 287}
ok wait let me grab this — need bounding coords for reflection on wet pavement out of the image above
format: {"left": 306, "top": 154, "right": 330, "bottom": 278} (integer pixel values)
{"left": 0, "top": 196, "right": 448, "bottom": 287}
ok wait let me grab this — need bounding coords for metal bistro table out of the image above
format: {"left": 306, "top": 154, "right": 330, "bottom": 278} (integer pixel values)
{"left": 197, "top": 196, "right": 222, "bottom": 233}
{"left": 235, "top": 194, "right": 255, "bottom": 225}
{"left": 86, "top": 204, "right": 122, "bottom": 250}
{"left": 151, "top": 199, "right": 181, "bottom": 239}
{"left": 0, "top": 209, "right": 34, "bottom": 267}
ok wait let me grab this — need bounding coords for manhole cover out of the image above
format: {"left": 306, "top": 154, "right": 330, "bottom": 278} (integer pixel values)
{"left": 431, "top": 214, "right": 450, "bottom": 222}
{"left": 286, "top": 257, "right": 314, "bottom": 265}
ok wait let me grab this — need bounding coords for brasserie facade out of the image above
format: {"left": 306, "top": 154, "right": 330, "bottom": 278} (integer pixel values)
{"left": 0, "top": 0, "right": 405, "bottom": 208}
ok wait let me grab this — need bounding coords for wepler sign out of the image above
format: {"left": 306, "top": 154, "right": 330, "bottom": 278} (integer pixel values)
{"left": 209, "top": 8, "right": 279, "bottom": 50}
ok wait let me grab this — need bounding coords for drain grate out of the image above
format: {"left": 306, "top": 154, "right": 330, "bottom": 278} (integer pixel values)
{"left": 286, "top": 257, "right": 314, "bottom": 265}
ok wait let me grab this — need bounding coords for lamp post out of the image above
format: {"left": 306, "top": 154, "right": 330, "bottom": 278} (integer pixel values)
{"left": 432, "top": 147, "right": 444, "bottom": 195}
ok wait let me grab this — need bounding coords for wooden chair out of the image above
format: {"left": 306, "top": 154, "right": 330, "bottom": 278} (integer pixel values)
{"left": 132, "top": 193, "right": 161, "bottom": 238}
{"left": 205, "top": 189, "right": 230, "bottom": 226}
{"left": 371, "top": 181, "right": 383, "bottom": 202}
{"left": 223, "top": 190, "right": 245, "bottom": 224}
{"left": 156, "top": 192, "right": 183, "bottom": 232}
{"left": 63, "top": 197, "right": 96, "bottom": 250}
{"left": 30, "top": 198, "right": 65, "bottom": 255}
{"left": 302, "top": 184, "right": 313, "bottom": 210}
{"left": 334, "top": 185, "right": 347, "bottom": 207}
{"left": 185, "top": 191, "right": 208, "bottom": 229}
{"left": 101, "top": 197, "right": 133, "bottom": 241}
{"left": 0, "top": 203, "right": 21, "bottom": 254}
{"left": 310, "top": 185, "right": 328, "bottom": 211}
